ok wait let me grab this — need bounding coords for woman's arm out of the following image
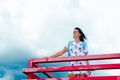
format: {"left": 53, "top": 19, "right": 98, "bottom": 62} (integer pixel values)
{"left": 84, "top": 52, "right": 89, "bottom": 65}
{"left": 50, "top": 47, "right": 67, "bottom": 58}
{"left": 84, "top": 52, "right": 91, "bottom": 76}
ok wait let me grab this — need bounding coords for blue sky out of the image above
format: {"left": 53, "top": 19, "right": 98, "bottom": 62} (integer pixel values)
{"left": 0, "top": 0, "right": 120, "bottom": 80}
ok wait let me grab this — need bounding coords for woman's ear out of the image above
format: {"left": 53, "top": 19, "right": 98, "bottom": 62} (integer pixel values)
{"left": 79, "top": 33, "right": 81, "bottom": 36}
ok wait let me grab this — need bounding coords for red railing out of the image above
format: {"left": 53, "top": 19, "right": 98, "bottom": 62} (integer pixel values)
{"left": 22, "top": 53, "right": 120, "bottom": 80}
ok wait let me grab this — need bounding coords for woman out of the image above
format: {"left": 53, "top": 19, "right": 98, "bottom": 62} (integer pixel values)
{"left": 50, "top": 27, "right": 91, "bottom": 78}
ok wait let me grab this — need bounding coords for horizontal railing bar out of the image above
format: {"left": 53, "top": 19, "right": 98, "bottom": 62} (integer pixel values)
{"left": 22, "top": 76, "right": 120, "bottom": 80}
{"left": 31, "top": 53, "right": 120, "bottom": 63}
{"left": 23, "top": 63, "right": 120, "bottom": 73}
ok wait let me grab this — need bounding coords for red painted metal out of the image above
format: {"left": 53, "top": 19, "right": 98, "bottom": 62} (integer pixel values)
{"left": 23, "top": 63, "right": 120, "bottom": 73}
{"left": 28, "top": 59, "right": 33, "bottom": 68}
{"left": 31, "top": 73, "right": 39, "bottom": 79}
{"left": 27, "top": 59, "right": 33, "bottom": 79}
{"left": 22, "top": 76, "right": 120, "bottom": 80}
{"left": 22, "top": 53, "right": 120, "bottom": 80}
{"left": 31, "top": 53, "right": 120, "bottom": 63}
{"left": 34, "top": 64, "right": 54, "bottom": 78}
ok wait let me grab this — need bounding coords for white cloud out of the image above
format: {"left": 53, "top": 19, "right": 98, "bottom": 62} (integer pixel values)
{"left": 0, "top": 67, "right": 14, "bottom": 80}
{"left": 0, "top": 73, "right": 14, "bottom": 80}
{"left": 78, "top": 0, "right": 120, "bottom": 54}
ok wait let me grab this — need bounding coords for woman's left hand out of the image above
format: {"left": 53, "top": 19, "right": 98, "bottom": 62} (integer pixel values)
{"left": 87, "top": 70, "right": 91, "bottom": 76}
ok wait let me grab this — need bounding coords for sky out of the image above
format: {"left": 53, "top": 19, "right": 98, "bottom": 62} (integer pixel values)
{"left": 0, "top": 0, "right": 120, "bottom": 80}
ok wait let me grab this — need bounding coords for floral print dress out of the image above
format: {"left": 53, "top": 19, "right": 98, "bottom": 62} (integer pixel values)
{"left": 65, "top": 41, "right": 88, "bottom": 75}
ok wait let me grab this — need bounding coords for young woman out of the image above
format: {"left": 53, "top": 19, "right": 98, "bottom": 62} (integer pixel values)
{"left": 50, "top": 27, "right": 91, "bottom": 78}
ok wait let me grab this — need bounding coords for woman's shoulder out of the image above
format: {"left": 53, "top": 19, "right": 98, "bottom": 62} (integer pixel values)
{"left": 81, "top": 41, "right": 87, "bottom": 46}
{"left": 68, "top": 41, "right": 73, "bottom": 44}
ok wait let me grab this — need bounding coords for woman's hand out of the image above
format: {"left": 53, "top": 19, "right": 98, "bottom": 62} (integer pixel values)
{"left": 87, "top": 70, "right": 91, "bottom": 76}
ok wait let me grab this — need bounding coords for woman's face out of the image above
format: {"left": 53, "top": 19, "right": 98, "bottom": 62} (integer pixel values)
{"left": 73, "top": 29, "right": 81, "bottom": 39}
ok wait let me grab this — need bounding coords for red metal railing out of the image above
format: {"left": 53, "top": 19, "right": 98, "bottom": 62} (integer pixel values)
{"left": 22, "top": 53, "right": 120, "bottom": 80}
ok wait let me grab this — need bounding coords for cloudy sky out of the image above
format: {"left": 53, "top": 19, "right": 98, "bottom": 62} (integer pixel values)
{"left": 0, "top": 0, "right": 120, "bottom": 80}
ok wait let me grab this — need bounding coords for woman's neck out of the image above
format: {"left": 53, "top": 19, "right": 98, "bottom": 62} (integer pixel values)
{"left": 74, "top": 38, "right": 80, "bottom": 43}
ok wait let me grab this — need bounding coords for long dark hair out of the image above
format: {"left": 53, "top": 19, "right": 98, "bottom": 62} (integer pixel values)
{"left": 74, "top": 27, "right": 87, "bottom": 42}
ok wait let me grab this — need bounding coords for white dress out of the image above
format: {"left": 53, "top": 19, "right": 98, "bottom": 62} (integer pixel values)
{"left": 65, "top": 41, "right": 88, "bottom": 75}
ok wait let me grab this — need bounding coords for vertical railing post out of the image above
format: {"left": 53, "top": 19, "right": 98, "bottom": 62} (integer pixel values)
{"left": 27, "top": 59, "right": 33, "bottom": 79}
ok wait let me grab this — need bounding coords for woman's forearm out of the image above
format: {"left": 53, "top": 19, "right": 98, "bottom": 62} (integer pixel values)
{"left": 50, "top": 52, "right": 62, "bottom": 58}
{"left": 86, "top": 60, "right": 89, "bottom": 65}
{"left": 50, "top": 47, "right": 67, "bottom": 58}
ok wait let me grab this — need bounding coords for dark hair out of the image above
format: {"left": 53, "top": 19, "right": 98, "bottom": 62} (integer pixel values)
{"left": 74, "top": 27, "right": 87, "bottom": 42}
